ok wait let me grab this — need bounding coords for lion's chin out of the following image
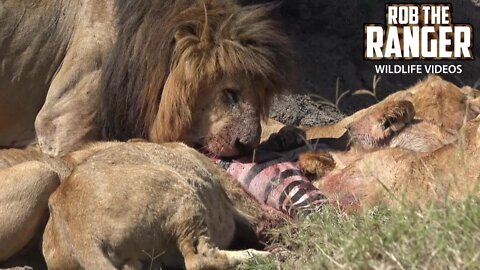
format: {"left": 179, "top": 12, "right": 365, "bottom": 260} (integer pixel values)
{"left": 209, "top": 148, "right": 240, "bottom": 159}
{"left": 193, "top": 142, "right": 240, "bottom": 159}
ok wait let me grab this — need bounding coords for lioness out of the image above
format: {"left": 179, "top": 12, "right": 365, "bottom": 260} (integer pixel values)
{"left": 319, "top": 116, "right": 480, "bottom": 211}
{"left": 262, "top": 76, "right": 479, "bottom": 164}
{"left": 1, "top": 77, "right": 477, "bottom": 266}
{"left": 42, "top": 142, "right": 268, "bottom": 270}
{"left": 290, "top": 76, "right": 479, "bottom": 145}
{"left": 0, "top": 142, "right": 271, "bottom": 268}
{"left": 296, "top": 77, "right": 480, "bottom": 211}
{"left": 0, "top": 0, "right": 293, "bottom": 157}
{"left": 0, "top": 145, "right": 110, "bottom": 263}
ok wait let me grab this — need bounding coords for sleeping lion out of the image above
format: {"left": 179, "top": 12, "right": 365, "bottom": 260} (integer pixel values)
{"left": 42, "top": 142, "right": 268, "bottom": 270}
{"left": 0, "top": 142, "right": 269, "bottom": 269}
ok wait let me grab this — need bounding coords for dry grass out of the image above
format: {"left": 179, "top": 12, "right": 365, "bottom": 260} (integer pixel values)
{"left": 309, "top": 75, "right": 381, "bottom": 111}
{"left": 239, "top": 197, "right": 480, "bottom": 270}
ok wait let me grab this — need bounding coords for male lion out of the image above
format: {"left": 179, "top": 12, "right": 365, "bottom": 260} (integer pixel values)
{"left": 2, "top": 76, "right": 477, "bottom": 266}
{"left": 0, "top": 0, "right": 293, "bottom": 157}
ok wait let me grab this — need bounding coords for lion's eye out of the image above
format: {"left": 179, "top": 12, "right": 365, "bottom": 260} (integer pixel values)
{"left": 223, "top": 88, "right": 240, "bottom": 104}
{"left": 382, "top": 117, "right": 395, "bottom": 130}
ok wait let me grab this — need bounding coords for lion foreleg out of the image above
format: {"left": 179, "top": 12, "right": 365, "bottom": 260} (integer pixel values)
{"left": 35, "top": 68, "right": 102, "bottom": 156}
{"left": 35, "top": 4, "right": 115, "bottom": 156}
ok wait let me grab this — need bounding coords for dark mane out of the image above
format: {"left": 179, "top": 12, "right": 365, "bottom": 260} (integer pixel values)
{"left": 100, "top": 0, "right": 294, "bottom": 141}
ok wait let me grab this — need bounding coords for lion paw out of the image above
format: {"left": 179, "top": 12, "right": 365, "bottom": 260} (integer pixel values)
{"left": 259, "top": 125, "right": 306, "bottom": 152}
{"left": 299, "top": 151, "right": 336, "bottom": 179}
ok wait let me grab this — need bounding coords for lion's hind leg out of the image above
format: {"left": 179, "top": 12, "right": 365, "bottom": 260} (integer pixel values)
{"left": 44, "top": 229, "right": 120, "bottom": 270}
{"left": 43, "top": 209, "right": 123, "bottom": 270}
{"left": 179, "top": 200, "right": 268, "bottom": 270}
{"left": 42, "top": 212, "right": 82, "bottom": 270}
{"left": 217, "top": 249, "right": 269, "bottom": 266}
{"left": 180, "top": 235, "right": 268, "bottom": 270}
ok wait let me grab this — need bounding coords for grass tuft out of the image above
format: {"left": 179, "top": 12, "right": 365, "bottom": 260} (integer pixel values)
{"left": 239, "top": 198, "right": 480, "bottom": 270}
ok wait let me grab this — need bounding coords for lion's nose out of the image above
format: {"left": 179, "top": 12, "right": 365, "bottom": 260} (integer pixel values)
{"left": 234, "top": 121, "right": 261, "bottom": 155}
{"left": 235, "top": 130, "right": 260, "bottom": 155}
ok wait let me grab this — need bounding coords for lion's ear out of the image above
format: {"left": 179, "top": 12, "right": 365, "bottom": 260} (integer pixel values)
{"left": 174, "top": 27, "right": 196, "bottom": 44}
{"left": 149, "top": 67, "right": 196, "bottom": 143}
{"left": 174, "top": 29, "right": 188, "bottom": 42}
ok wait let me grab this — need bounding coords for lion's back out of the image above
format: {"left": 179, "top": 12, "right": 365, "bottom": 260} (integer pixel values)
{"left": 47, "top": 141, "right": 239, "bottom": 266}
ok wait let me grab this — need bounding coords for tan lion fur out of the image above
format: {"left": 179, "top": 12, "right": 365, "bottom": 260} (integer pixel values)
{"left": 321, "top": 116, "right": 480, "bottom": 212}
{"left": 261, "top": 76, "right": 479, "bottom": 167}
{"left": 1, "top": 76, "right": 477, "bottom": 265}
{"left": 0, "top": 148, "right": 74, "bottom": 263}
{"left": 0, "top": 0, "right": 293, "bottom": 157}
{"left": 42, "top": 142, "right": 268, "bottom": 270}
{"left": 296, "top": 77, "right": 480, "bottom": 211}
{"left": 0, "top": 142, "right": 274, "bottom": 265}
{"left": 0, "top": 162, "right": 59, "bottom": 262}
{"left": 101, "top": 0, "right": 294, "bottom": 157}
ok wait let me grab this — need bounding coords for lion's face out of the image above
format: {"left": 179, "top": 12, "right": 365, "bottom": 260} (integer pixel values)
{"left": 348, "top": 100, "right": 415, "bottom": 150}
{"left": 145, "top": 3, "right": 293, "bottom": 157}
{"left": 184, "top": 74, "right": 265, "bottom": 157}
